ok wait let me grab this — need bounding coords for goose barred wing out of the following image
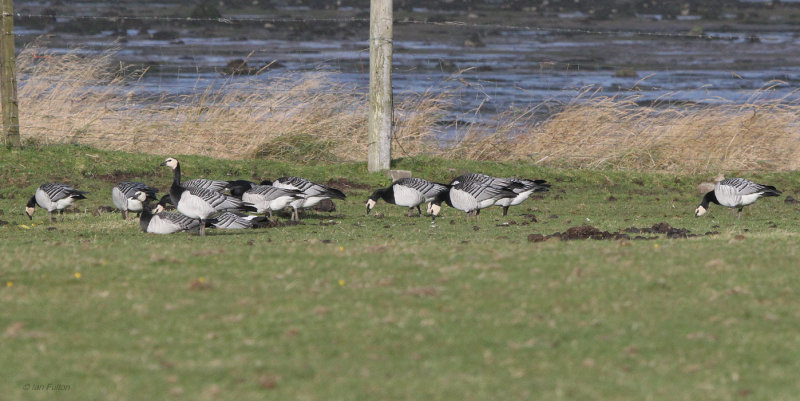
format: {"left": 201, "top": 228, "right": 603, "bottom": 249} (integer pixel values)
{"left": 719, "top": 178, "right": 777, "bottom": 195}
{"left": 40, "top": 183, "right": 86, "bottom": 201}
{"left": 246, "top": 185, "right": 303, "bottom": 200}
{"left": 116, "top": 182, "right": 158, "bottom": 198}
{"left": 154, "top": 212, "right": 201, "bottom": 232}
{"left": 511, "top": 178, "right": 551, "bottom": 193}
{"left": 456, "top": 182, "right": 515, "bottom": 202}
{"left": 183, "top": 178, "right": 229, "bottom": 193}
{"left": 209, "top": 212, "right": 255, "bottom": 229}
{"left": 451, "top": 173, "right": 521, "bottom": 189}
{"left": 188, "top": 187, "right": 252, "bottom": 211}
{"left": 274, "top": 177, "right": 346, "bottom": 199}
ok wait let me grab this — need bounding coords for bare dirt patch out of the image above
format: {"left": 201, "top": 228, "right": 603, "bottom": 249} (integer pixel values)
{"left": 529, "top": 222, "right": 718, "bottom": 242}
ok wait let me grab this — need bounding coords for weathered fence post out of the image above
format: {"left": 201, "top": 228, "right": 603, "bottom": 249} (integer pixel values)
{"left": 367, "top": 0, "right": 392, "bottom": 172}
{"left": 0, "top": 0, "right": 20, "bottom": 149}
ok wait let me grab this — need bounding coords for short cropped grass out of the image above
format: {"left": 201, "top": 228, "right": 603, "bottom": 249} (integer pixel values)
{"left": 1, "top": 145, "right": 800, "bottom": 400}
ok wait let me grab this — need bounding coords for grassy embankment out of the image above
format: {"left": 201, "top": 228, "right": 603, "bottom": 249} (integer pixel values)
{"left": 1, "top": 145, "right": 800, "bottom": 400}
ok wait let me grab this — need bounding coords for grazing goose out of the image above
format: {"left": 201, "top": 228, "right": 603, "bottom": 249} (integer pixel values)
{"left": 112, "top": 181, "right": 158, "bottom": 220}
{"left": 366, "top": 177, "right": 448, "bottom": 216}
{"left": 25, "top": 183, "right": 88, "bottom": 222}
{"left": 695, "top": 177, "right": 781, "bottom": 219}
{"left": 493, "top": 178, "right": 551, "bottom": 216}
{"left": 450, "top": 173, "right": 523, "bottom": 189}
{"left": 161, "top": 157, "right": 257, "bottom": 236}
{"left": 268, "top": 177, "right": 346, "bottom": 221}
{"left": 429, "top": 181, "right": 517, "bottom": 221}
{"left": 135, "top": 192, "right": 267, "bottom": 234}
{"left": 241, "top": 184, "right": 304, "bottom": 220}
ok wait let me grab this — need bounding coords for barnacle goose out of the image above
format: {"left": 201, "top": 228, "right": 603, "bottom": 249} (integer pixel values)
{"left": 695, "top": 177, "right": 781, "bottom": 219}
{"left": 25, "top": 183, "right": 88, "bottom": 222}
{"left": 161, "top": 157, "right": 257, "bottom": 236}
{"left": 429, "top": 181, "right": 517, "bottom": 221}
{"left": 366, "top": 177, "right": 448, "bottom": 216}
{"left": 268, "top": 177, "right": 346, "bottom": 221}
{"left": 135, "top": 192, "right": 267, "bottom": 234}
{"left": 493, "top": 178, "right": 551, "bottom": 216}
{"left": 241, "top": 184, "right": 304, "bottom": 220}
{"left": 112, "top": 182, "right": 158, "bottom": 220}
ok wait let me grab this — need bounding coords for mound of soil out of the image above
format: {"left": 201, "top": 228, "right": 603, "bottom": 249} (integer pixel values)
{"left": 529, "top": 222, "right": 717, "bottom": 242}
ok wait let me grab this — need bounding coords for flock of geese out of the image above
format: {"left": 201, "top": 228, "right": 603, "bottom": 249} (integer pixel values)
{"left": 23, "top": 157, "right": 784, "bottom": 235}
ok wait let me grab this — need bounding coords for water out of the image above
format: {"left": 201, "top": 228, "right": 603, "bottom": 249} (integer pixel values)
{"left": 15, "top": 15, "right": 800, "bottom": 127}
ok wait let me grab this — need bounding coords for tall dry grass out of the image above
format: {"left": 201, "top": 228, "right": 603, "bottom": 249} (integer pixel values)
{"left": 8, "top": 46, "right": 800, "bottom": 171}
{"left": 448, "top": 87, "right": 800, "bottom": 172}
{"left": 13, "top": 45, "right": 447, "bottom": 163}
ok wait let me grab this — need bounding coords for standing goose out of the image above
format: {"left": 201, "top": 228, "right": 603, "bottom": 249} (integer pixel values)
{"left": 241, "top": 184, "right": 304, "bottom": 220}
{"left": 366, "top": 177, "right": 448, "bottom": 216}
{"left": 268, "top": 177, "right": 346, "bottom": 221}
{"left": 161, "top": 157, "right": 257, "bottom": 236}
{"left": 695, "top": 177, "right": 781, "bottom": 219}
{"left": 429, "top": 181, "right": 517, "bottom": 221}
{"left": 112, "top": 181, "right": 158, "bottom": 220}
{"left": 493, "top": 178, "right": 551, "bottom": 216}
{"left": 25, "top": 183, "right": 88, "bottom": 222}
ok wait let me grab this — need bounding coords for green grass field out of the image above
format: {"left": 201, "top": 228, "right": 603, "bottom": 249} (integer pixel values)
{"left": 2, "top": 145, "right": 799, "bottom": 400}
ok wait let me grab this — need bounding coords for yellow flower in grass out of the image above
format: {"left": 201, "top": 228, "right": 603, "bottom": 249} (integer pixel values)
{"left": 5, "top": 281, "right": 12, "bottom": 287}
{"left": 338, "top": 280, "right": 345, "bottom": 286}
{"left": 74, "top": 272, "right": 82, "bottom": 279}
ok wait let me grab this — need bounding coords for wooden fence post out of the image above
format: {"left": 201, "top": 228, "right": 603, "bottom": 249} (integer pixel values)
{"left": 1, "top": 0, "right": 20, "bottom": 149}
{"left": 367, "top": 0, "right": 392, "bottom": 172}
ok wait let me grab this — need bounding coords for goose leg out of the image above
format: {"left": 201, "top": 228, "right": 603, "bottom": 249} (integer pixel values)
{"left": 122, "top": 210, "right": 128, "bottom": 220}
{"left": 737, "top": 208, "right": 743, "bottom": 220}
{"left": 199, "top": 220, "right": 206, "bottom": 236}
{"left": 416, "top": 205, "right": 422, "bottom": 216}
{"left": 49, "top": 211, "right": 54, "bottom": 223}
{"left": 267, "top": 210, "right": 273, "bottom": 222}
{"left": 502, "top": 206, "right": 509, "bottom": 217}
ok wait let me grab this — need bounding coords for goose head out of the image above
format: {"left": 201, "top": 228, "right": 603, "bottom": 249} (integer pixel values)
{"left": 160, "top": 157, "right": 179, "bottom": 170}
{"left": 694, "top": 205, "right": 707, "bottom": 217}
{"left": 25, "top": 196, "right": 36, "bottom": 219}
{"left": 427, "top": 202, "right": 441, "bottom": 217}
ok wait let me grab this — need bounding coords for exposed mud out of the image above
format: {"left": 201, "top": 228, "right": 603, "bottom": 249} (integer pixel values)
{"left": 528, "top": 222, "right": 718, "bottom": 242}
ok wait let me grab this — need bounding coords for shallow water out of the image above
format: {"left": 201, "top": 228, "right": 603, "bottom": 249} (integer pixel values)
{"left": 14, "top": 13, "right": 800, "bottom": 126}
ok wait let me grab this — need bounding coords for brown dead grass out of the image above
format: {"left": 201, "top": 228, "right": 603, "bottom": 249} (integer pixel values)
{"left": 450, "top": 87, "right": 800, "bottom": 172}
{"left": 9, "top": 46, "right": 800, "bottom": 171}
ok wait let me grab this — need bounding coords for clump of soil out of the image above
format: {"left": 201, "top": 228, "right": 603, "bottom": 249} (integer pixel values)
{"left": 311, "top": 199, "right": 336, "bottom": 212}
{"left": 528, "top": 222, "right": 717, "bottom": 242}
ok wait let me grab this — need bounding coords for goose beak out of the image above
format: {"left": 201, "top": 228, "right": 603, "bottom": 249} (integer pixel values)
{"left": 159, "top": 161, "right": 167, "bottom": 166}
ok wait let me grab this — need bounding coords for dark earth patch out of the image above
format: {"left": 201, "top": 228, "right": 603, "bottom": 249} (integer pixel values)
{"left": 529, "top": 222, "right": 718, "bottom": 242}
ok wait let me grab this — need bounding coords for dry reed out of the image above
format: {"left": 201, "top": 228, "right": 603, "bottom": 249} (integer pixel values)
{"left": 8, "top": 46, "right": 800, "bottom": 172}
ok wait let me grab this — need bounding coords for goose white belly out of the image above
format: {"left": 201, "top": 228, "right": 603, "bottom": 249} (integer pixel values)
{"left": 148, "top": 215, "right": 192, "bottom": 234}
{"left": 449, "top": 188, "right": 479, "bottom": 212}
{"left": 291, "top": 196, "right": 324, "bottom": 209}
{"left": 242, "top": 192, "right": 270, "bottom": 214}
{"left": 177, "top": 191, "right": 217, "bottom": 219}
{"left": 268, "top": 195, "right": 296, "bottom": 211}
{"left": 112, "top": 187, "right": 127, "bottom": 210}
{"left": 393, "top": 185, "right": 425, "bottom": 207}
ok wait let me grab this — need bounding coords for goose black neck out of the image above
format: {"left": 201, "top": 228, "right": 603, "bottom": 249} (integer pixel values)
{"left": 169, "top": 162, "right": 185, "bottom": 205}
{"left": 26, "top": 195, "right": 37, "bottom": 208}
{"left": 701, "top": 191, "right": 719, "bottom": 208}
{"left": 139, "top": 202, "right": 154, "bottom": 232}
{"left": 370, "top": 187, "right": 393, "bottom": 204}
